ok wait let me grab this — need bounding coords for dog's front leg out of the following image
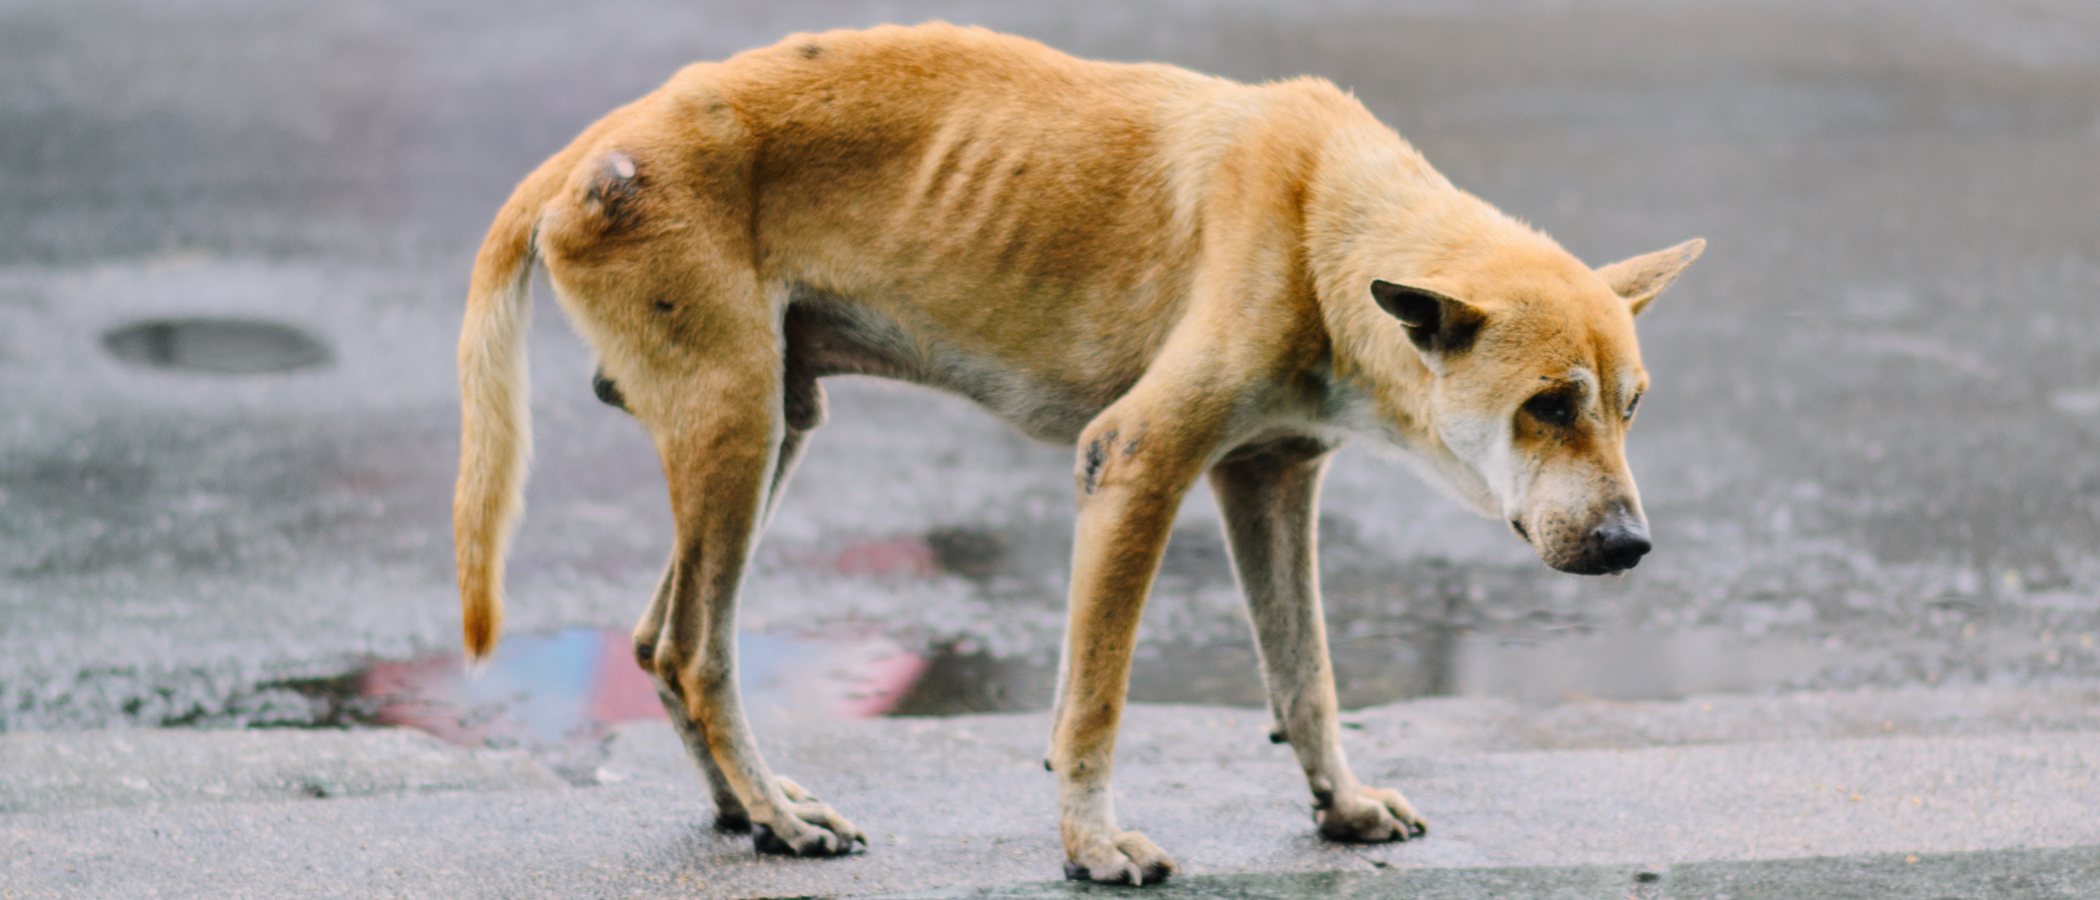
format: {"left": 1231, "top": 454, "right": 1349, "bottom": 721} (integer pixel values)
{"left": 1210, "top": 443, "right": 1428, "bottom": 843}
{"left": 1048, "top": 406, "right": 1219, "bottom": 885}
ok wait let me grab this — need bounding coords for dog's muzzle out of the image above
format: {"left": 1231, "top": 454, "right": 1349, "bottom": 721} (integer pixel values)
{"left": 1571, "top": 510, "right": 1651, "bottom": 574}
{"left": 1592, "top": 516, "right": 1651, "bottom": 572}
{"left": 1526, "top": 506, "right": 1652, "bottom": 575}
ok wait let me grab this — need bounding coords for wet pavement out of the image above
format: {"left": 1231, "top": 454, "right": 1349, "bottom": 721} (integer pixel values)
{"left": 4, "top": 0, "right": 2100, "bottom": 736}
{"left": 211, "top": 621, "right": 1853, "bottom": 775}
{"left": 919, "top": 845, "right": 2100, "bottom": 899}
{"left": 3, "top": 0, "right": 2100, "bottom": 895}
{"left": 13, "top": 686, "right": 2100, "bottom": 896}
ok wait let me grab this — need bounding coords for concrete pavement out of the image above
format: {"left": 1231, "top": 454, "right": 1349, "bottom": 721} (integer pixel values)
{"left": 9, "top": 687, "right": 2100, "bottom": 896}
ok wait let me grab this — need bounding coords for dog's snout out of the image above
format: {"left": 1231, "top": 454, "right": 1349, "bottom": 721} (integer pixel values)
{"left": 1588, "top": 514, "right": 1651, "bottom": 572}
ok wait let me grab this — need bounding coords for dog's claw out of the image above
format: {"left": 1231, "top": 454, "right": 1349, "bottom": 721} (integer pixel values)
{"left": 1065, "top": 860, "right": 1158, "bottom": 885}
{"left": 1142, "top": 861, "right": 1174, "bottom": 884}
{"left": 746, "top": 786, "right": 865, "bottom": 858}
{"left": 750, "top": 821, "right": 859, "bottom": 857}
{"left": 1315, "top": 784, "right": 1429, "bottom": 844}
{"left": 1064, "top": 830, "right": 1176, "bottom": 885}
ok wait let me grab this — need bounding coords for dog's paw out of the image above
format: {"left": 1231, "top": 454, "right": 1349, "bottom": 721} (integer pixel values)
{"left": 1315, "top": 784, "right": 1428, "bottom": 843}
{"left": 748, "top": 777, "right": 867, "bottom": 857}
{"left": 713, "top": 777, "right": 803, "bottom": 834}
{"left": 1063, "top": 830, "right": 1177, "bottom": 885}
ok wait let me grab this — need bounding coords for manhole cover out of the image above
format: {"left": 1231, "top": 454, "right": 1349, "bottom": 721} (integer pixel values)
{"left": 103, "top": 317, "right": 330, "bottom": 374}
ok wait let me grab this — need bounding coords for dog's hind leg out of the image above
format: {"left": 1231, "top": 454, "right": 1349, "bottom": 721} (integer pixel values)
{"left": 635, "top": 291, "right": 861, "bottom": 857}
{"left": 632, "top": 564, "right": 750, "bottom": 829}
{"left": 630, "top": 371, "right": 825, "bottom": 832}
{"left": 1210, "top": 441, "right": 1427, "bottom": 843}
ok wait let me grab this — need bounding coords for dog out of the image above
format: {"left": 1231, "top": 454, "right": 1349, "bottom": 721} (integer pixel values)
{"left": 453, "top": 23, "right": 1701, "bottom": 886}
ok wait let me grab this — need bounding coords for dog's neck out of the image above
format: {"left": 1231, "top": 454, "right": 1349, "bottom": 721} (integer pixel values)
{"left": 1298, "top": 118, "right": 1530, "bottom": 514}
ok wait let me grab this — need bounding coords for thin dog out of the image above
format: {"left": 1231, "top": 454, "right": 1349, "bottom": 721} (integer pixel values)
{"left": 453, "top": 23, "right": 1702, "bottom": 886}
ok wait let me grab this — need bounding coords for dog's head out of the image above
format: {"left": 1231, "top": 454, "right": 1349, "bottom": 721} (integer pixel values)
{"left": 1358, "top": 236, "right": 1702, "bottom": 575}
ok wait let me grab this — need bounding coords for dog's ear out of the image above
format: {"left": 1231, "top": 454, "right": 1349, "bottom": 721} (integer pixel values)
{"left": 1596, "top": 238, "right": 1705, "bottom": 316}
{"left": 1371, "top": 279, "right": 1486, "bottom": 358}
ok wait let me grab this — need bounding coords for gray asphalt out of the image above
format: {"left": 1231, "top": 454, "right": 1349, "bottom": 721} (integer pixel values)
{"left": 10, "top": 687, "right": 2100, "bottom": 896}
{"left": 2, "top": 0, "right": 2099, "bottom": 896}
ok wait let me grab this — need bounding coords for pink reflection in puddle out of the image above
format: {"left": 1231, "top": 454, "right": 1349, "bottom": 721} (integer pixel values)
{"left": 804, "top": 535, "right": 941, "bottom": 579}
{"left": 360, "top": 629, "right": 926, "bottom": 750}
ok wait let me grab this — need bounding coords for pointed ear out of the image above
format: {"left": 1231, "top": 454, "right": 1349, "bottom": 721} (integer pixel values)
{"left": 1370, "top": 279, "right": 1486, "bottom": 357}
{"left": 1596, "top": 238, "right": 1705, "bottom": 316}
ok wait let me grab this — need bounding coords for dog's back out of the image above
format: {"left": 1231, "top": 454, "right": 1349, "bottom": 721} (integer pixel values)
{"left": 560, "top": 26, "right": 1370, "bottom": 431}
{"left": 719, "top": 26, "right": 1256, "bottom": 390}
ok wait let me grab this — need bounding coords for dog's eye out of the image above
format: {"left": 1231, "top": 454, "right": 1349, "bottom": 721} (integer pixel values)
{"left": 1523, "top": 391, "right": 1578, "bottom": 427}
{"left": 1625, "top": 391, "right": 1643, "bottom": 420}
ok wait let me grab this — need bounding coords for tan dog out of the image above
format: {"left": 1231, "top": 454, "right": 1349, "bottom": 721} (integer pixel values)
{"left": 454, "top": 23, "right": 1701, "bottom": 885}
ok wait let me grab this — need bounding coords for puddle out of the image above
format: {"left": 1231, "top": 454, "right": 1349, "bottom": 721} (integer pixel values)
{"left": 103, "top": 317, "right": 330, "bottom": 374}
{"left": 289, "top": 629, "right": 922, "bottom": 772}
{"left": 292, "top": 621, "right": 1842, "bottom": 773}
{"left": 889, "top": 627, "right": 1841, "bottom": 714}
{"left": 229, "top": 526, "right": 2068, "bottom": 771}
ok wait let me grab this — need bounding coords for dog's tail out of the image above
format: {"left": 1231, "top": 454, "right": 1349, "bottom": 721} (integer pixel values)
{"left": 454, "top": 166, "right": 562, "bottom": 663}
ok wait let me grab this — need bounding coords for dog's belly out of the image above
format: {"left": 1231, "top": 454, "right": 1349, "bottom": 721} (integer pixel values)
{"left": 784, "top": 287, "right": 1116, "bottom": 444}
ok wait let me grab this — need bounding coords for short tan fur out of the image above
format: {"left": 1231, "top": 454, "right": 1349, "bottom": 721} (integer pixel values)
{"left": 454, "top": 23, "right": 1701, "bottom": 884}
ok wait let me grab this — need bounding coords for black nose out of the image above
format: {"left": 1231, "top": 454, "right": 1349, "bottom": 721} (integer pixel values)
{"left": 1589, "top": 515, "right": 1652, "bottom": 571}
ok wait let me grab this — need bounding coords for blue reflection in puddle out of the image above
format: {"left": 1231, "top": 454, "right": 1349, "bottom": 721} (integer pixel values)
{"left": 359, "top": 628, "right": 926, "bottom": 750}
